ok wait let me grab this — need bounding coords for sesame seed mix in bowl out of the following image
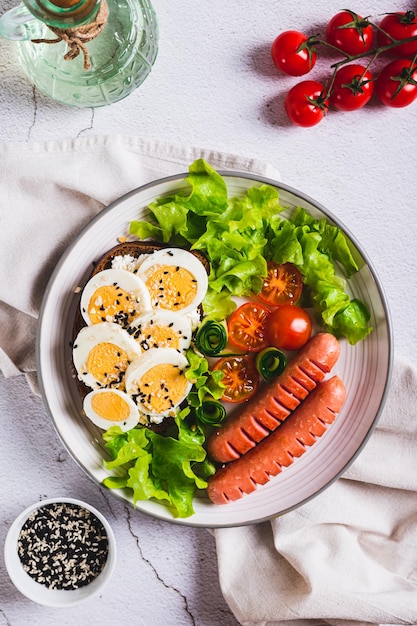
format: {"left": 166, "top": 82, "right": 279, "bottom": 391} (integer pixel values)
{"left": 17, "top": 502, "right": 109, "bottom": 590}
{"left": 4, "top": 497, "right": 117, "bottom": 607}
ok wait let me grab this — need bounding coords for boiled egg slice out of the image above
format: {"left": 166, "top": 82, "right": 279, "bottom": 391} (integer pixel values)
{"left": 83, "top": 388, "right": 139, "bottom": 432}
{"left": 128, "top": 310, "right": 192, "bottom": 353}
{"left": 136, "top": 248, "right": 208, "bottom": 316}
{"left": 73, "top": 322, "right": 142, "bottom": 390}
{"left": 80, "top": 268, "right": 152, "bottom": 327}
{"left": 125, "top": 348, "right": 192, "bottom": 418}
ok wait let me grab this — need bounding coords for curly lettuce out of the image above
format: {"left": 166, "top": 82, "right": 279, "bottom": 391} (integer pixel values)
{"left": 130, "top": 158, "right": 372, "bottom": 345}
{"left": 102, "top": 408, "right": 208, "bottom": 518}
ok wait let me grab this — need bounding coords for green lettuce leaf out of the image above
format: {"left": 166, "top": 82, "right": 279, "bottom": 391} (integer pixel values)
{"left": 129, "top": 158, "right": 372, "bottom": 344}
{"left": 102, "top": 409, "right": 208, "bottom": 518}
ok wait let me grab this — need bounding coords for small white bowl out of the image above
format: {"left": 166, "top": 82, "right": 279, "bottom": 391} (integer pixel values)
{"left": 4, "top": 497, "right": 116, "bottom": 607}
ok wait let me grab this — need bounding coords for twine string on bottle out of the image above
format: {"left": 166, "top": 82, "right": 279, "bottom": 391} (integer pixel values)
{"left": 31, "top": 0, "right": 109, "bottom": 70}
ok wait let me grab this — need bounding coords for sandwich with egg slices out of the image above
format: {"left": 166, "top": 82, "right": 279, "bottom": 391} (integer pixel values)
{"left": 72, "top": 240, "right": 210, "bottom": 433}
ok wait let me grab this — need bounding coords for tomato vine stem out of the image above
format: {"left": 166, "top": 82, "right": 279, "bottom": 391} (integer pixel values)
{"left": 312, "top": 27, "right": 417, "bottom": 98}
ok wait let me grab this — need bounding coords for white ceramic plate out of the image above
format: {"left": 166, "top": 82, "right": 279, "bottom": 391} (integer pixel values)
{"left": 36, "top": 172, "right": 393, "bottom": 528}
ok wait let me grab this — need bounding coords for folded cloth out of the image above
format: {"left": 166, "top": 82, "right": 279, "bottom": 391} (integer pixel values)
{"left": 2, "top": 136, "right": 416, "bottom": 626}
{"left": 0, "top": 135, "right": 279, "bottom": 394}
{"left": 213, "top": 356, "right": 417, "bottom": 626}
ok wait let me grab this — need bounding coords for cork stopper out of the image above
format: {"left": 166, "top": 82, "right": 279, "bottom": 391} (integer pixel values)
{"left": 33, "top": 0, "right": 101, "bottom": 24}
{"left": 49, "top": 0, "right": 81, "bottom": 6}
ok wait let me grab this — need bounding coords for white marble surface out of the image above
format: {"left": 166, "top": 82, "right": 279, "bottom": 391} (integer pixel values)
{"left": 1, "top": 0, "right": 417, "bottom": 624}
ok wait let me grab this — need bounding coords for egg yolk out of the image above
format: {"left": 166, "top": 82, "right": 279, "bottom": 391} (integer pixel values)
{"left": 86, "top": 342, "right": 129, "bottom": 386}
{"left": 137, "top": 363, "right": 188, "bottom": 413}
{"left": 132, "top": 322, "right": 181, "bottom": 351}
{"left": 91, "top": 391, "right": 131, "bottom": 422}
{"left": 145, "top": 266, "right": 197, "bottom": 311}
{"left": 88, "top": 285, "right": 138, "bottom": 325}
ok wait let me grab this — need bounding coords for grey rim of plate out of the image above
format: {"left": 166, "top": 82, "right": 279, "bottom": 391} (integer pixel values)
{"left": 36, "top": 171, "right": 393, "bottom": 528}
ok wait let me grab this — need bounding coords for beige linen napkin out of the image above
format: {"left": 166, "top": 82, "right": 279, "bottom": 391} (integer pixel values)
{"left": 214, "top": 356, "right": 417, "bottom": 626}
{"left": 0, "top": 135, "right": 279, "bottom": 393}
{"left": 1, "top": 135, "right": 416, "bottom": 626}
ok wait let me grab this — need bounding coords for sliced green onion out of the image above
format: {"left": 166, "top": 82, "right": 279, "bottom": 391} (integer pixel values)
{"left": 195, "top": 320, "right": 228, "bottom": 356}
{"left": 256, "top": 347, "right": 287, "bottom": 381}
{"left": 196, "top": 400, "right": 227, "bottom": 426}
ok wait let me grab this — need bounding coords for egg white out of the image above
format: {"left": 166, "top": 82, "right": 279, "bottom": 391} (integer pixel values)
{"left": 73, "top": 322, "right": 142, "bottom": 390}
{"left": 136, "top": 248, "right": 208, "bottom": 315}
{"left": 80, "top": 268, "right": 152, "bottom": 327}
{"left": 129, "top": 310, "right": 192, "bottom": 353}
{"left": 83, "top": 388, "right": 140, "bottom": 431}
{"left": 125, "top": 348, "right": 192, "bottom": 418}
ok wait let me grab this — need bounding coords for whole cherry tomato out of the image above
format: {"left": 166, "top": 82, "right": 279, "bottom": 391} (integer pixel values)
{"left": 265, "top": 305, "right": 312, "bottom": 351}
{"left": 376, "top": 59, "right": 417, "bottom": 108}
{"left": 326, "top": 10, "right": 374, "bottom": 55}
{"left": 212, "top": 355, "right": 260, "bottom": 403}
{"left": 329, "top": 64, "right": 374, "bottom": 111}
{"left": 285, "top": 80, "right": 328, "bottom": 127}
{"left": 377, "top": 11, "right": 417, "bottom": 58}
{"left": 258, "top": 261, "right": 303, "bottom": 307}
{"left": 271, "top": 30, "right": 317, "bottom": 76}
{"left": 227, "top": 302, "right": 270, "bottom": 353}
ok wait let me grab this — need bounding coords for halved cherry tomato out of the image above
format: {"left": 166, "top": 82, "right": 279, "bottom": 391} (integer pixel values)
{"left": 258, "top": 261, "right": 303, "bottom": 307}
{"left": 212, "top": 355, "right": 260, "bottom": 403}
{"left": 227, "top": 302, "right": 270, "bottom": 353}
{"left": 266, "top": 305, "right": 312, "bottom": 351}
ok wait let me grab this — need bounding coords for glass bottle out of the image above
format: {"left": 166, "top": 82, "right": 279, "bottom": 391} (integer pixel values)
{"left": 0, "top": 0, "right": 159, "bottom": 108}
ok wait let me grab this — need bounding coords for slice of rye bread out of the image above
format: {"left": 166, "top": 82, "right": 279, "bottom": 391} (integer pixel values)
{"left": 72, "top": 240, "right": 210, "bottom": 432}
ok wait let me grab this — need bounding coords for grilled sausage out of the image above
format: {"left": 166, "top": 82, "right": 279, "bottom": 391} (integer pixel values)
{"left": 207, "top": 375, "right": 346, "bottom": 505}
{"left": 207, "top": 333, "right": 340, "bottom": 463}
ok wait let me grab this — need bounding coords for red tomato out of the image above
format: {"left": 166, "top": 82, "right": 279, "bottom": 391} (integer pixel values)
{"left": 375, "top": 59, "right": 417, "bottom": 107}
{"left": 212, "top": 356, "right": 260, "bottom": 403}
{"left": 258, "top": 262, "right": 303, "bottom": 306}
{"left": 285, "top": 80, "right": 328, "bottom": 127}
{"left": 329, "top": 64, "right": 374, "bottom": 111}
{"left": 227, "top": 302, "right": 270, "bottom": 353}
{"left": 326, "top": 10, "right": 374, "bottom": 55}
{"left": 271, "top": 30, "right": 317, "bottom": 76}
{"left": 266, "top": 305, "right": 312, "bottom": 351}
{"left": 377, "top": 11, "right": 417, "bottom": 58}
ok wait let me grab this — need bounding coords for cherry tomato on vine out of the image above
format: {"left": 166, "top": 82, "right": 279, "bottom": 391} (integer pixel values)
{"left": 285, "top": 80, "right": 328, "bottom": 127}
{"left": 212, "top": 355, "right": 260, "bottom": 403}
{"left": 227, "top": 302, "right": 270, "bottom": 353}
{"left": 258, "top": 261, "right": 303, "bottom": 306}
{"left": 377, "top": 11, "right": 417, "bottom": 58}
{"left": 266, "top": 305, "right": 312, "bottom": 351}
{"left": 376, "top": 59, "right": 417, "bottom": 107}
{"left": 271, "top": 30, "right": 317, "bottom": 76}
{"left": 326, "top": 10, "right": 374, "bottom": 55}
{"left": 329, "top": 64, "right": 374, "bottom": 111}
